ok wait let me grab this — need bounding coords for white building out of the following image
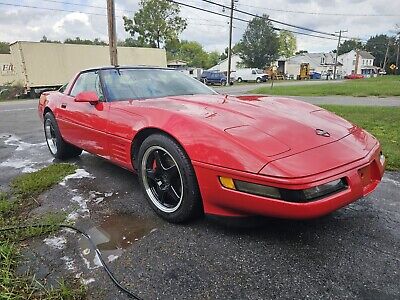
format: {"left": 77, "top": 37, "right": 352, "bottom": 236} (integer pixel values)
{"left": 208, "top": 54, "right": 242, "bottom": 73}
{"left": 281, "top": 52, "right": 341, "bottom": 79}
{"left": 338, "top": 50, "right": 376, "bottom": 77}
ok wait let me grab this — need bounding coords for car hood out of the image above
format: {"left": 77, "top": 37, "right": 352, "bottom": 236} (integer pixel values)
{"left": 128, "top": 94, "right": 356, "bottom": 157}
{"left": 123, "top": 94, "right": 355, "bottom": 146}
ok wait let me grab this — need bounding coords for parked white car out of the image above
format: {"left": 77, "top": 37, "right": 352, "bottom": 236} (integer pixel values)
{"left": 235, "top": 68, "right": 268, "bottom": 83}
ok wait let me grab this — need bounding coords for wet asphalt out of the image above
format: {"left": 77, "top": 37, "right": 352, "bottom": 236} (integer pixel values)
{"left": 0, "top": 100, "right": 399, "bottom": 300}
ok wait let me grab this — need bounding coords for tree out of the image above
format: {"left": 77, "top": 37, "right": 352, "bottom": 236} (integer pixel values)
{"left": 365, "top": 34, "right": 395, "bottom": 68}
{"left": 295, "top": 50, "right": 308, "bottom": 55}
{"left": 337, "top": 39, "right": 364, "bottom": 55}
{"left": 237, "top": 15, "right": 279, "bottom": 69}
{"left": 207, "top": 51, "right": 221, "bottom": 69}
{"left": 118, "top": 38, "right": 149, "bottom": 48}
{"left": 220, "top": 44, "right": 241, "bottom": 61}
{"left": 123, "top": 0, "right": 187, "bottom": 49}
{"left": 64, "top": 37, "right": 107, "bottom": 45}
{"left": 0, "top": 41, "right": 10, "bottom": 54}
{"left": 40, "top": 35, "right": 61, "bottom": 43}
{"left": 278, "top": 30, "right": 297, "bottom": 58}
{"left": 166, "top": 40, "right": 222, "bottom": 69}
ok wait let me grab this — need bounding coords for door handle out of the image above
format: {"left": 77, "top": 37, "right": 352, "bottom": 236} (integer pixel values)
{"left": 61, "top": 103, "right": 67, "bottom": 109}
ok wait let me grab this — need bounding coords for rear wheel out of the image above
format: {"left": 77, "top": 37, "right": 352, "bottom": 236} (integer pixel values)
{"left": 237, "top": 77, "right": 243, "bottom": 83}
{"left": 138, "top": 134, "right": 202, "bottom": 223}
{"left": 44, "top": 112, "right": 82, "bottom": 160}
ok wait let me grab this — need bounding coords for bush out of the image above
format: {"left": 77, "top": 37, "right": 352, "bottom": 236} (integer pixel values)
{"left": 0, "top": 83, "right": 25, "bottom": 100}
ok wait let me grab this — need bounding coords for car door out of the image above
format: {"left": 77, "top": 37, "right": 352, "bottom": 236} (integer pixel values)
{"left": 57, "top": 70, "right": 110, "bottom": 157}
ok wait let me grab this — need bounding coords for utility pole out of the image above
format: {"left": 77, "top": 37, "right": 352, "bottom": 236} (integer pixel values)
{"left": 227, "top": 0, "right": 235, "bottom": 85}
{"left": 396, "top": 41, "right": 400, "bottom": 75}
{"left": 333, "top": 30, "right": 347, "bottom": 80}
{"left": 107, "top": 0, "right": 118, "bottom": 66}
{"left": 382, "top": 40, "right": 390, "bottom": 72}
{"left": 354, "top": 49, "right": 360, "bottom": 75}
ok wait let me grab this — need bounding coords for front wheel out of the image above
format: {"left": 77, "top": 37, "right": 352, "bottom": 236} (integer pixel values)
{"left": 44, "top": 112, "right": 82, "bottom": 160}
{"left": 256, "top": 77, "right": 262, "bottom": 83}
{"left": 137, "top": 134, "right": 202, "bottom": 223}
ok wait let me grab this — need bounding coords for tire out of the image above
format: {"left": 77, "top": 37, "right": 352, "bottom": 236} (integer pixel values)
{"left": 221, "top": 80, "right": 227, "bottom": 86}
{"left": 44, "top": 112, "right": 82, "bottom": 160}
{"left": 237, "top": 77, "right": 242, "bottom": 83}
{"left": 137, "top": 134, "right": 202, "bottom": 223}
{"left": 256, "top": 77, "right": 262, "bottom": 83}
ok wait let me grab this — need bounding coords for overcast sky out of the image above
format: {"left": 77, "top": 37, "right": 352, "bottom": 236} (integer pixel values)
{"left": 0, "top": 0, "right": 399, "bottom": 53}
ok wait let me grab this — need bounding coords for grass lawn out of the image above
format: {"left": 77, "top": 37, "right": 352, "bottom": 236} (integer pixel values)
{"left": 321, "top": 105, "right": 400, "bottom": 171}
{"left": 251, "top": 76, "right": 400, "bottom": 97}
{"left": 0, "top": 163, "right": 86, "bottom": 299}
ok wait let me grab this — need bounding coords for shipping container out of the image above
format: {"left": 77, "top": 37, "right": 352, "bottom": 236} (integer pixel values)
{"left": 0, "top": 53, "right": 17, "bottom": 86}
{"left": 10, "top": 41, "right": 167, "bottom": 94}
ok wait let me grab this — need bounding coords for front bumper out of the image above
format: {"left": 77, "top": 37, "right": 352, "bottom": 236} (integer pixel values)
{"left": 192, "top": 145, "right": 385, "bottom": 219}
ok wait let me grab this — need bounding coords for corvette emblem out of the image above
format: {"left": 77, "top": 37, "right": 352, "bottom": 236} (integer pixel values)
{"left": 315, "top": 129, "right": 331, "bottom": 137}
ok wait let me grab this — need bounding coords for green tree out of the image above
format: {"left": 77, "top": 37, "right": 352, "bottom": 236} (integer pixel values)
{"left": 0, "top": 41, "right": 10, "bottom": 54}
{"left": 365, "top": 34, "right": 395, "bottom": 68}
{"left": 295, "top": 50, "right": 308, "bottom": 55}
{"left": 118, "top": 38, "right": 149, "bottom": 48}
{"left": 278, "top": 30, "right": 297, "bottom": 58}
{"left": 238, "top": 15, "right": 279, "bottom": 69}
{"left": 167, "top": 40, "right": 222, "bottom": 69}
{"left": 64, "top": 37, "right": 106, "bottom": 45}
{"left": 123, "top": 0, "right": 187, "bottom": 49}
{"left": 220, "top": 44, "right": 241, "bottom": 60}
{"left": 207, "top": 51, "right": 221, "bottom": 69}
{"left": 337, "top": 39, "right": 364, "bottom": 55}
{"left": 40, "top": 35, "right": 61, "bottom": 43}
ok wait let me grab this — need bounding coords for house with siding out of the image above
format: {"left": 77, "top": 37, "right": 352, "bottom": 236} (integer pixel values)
{"left": 338, "top": 50, "right": 376, "bottom": 77}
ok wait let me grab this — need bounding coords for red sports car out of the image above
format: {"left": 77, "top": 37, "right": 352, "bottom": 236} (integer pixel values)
{"left": 38, "top": 67, "right": 385, "bottom": 223}
{"left": 344, "top": 74, "right": 365, "bottom": 79}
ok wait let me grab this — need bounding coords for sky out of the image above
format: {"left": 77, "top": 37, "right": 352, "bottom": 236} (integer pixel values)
{"left": 0, "top": 0, "right": 399, "bottom": 54}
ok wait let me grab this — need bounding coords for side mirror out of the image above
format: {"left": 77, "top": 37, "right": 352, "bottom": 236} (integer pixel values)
{"left": 75, "top": 91, "right": 99, "bottom": 104}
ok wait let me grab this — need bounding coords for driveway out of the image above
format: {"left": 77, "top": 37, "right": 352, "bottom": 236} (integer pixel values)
{"left": 1, "top": 100, "right": 399, "bottom": 299}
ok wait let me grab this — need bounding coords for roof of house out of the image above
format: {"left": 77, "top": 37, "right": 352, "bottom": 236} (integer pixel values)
{"left": 358, "top": 50, "right": 375, "bottom": 59}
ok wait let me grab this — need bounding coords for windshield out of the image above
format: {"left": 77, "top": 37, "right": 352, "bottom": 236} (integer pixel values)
{"left": 102, "top": 68, "right": 216, "bottom": 101}
{"left": 256, "top": 69, "right": 264, "bottom": 74}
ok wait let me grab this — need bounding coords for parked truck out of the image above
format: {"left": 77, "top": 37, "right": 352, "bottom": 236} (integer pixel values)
{"left": 9, "top": 41, "right": 167, "bottom": 97}
{"left": 235, "top": 68, "right": 268, "bottom": 83}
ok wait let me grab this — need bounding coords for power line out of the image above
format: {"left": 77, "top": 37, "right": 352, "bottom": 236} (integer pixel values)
{"left": 168, "top": 0, "right": 251, "bottom": 23}
{"left": 198, "top": 0, "right": 339, "bottom": 38}
{"left": 0, "top": 1, "right": 234, "bottom": 30}
{"left": 168, "top": 0, "right": 338, "bottom": 41}
{"left": 237, "top": 3, "right": 400, "bottom": 18}
{"left": 1, "top": 0, "right": 341, "bottom": 42}
{"left": 0, "top": 1, "right": 110, "bottom": 17}
{"left": 38, "top": 0, "right": 135, "bottom": 13}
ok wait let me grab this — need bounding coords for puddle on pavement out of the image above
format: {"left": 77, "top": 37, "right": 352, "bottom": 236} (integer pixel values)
{"left": 78, "top": 214, "right": 160, "bottom": 269}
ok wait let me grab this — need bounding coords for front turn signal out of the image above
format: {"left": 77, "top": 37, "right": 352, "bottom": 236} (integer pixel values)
{"left": 219, "top": 177, "right": 236, "bottom": 190}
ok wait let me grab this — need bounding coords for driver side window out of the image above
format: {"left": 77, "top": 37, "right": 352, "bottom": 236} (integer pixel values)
{"left": 70, "top": 71, "right": 104, "bottom": 100}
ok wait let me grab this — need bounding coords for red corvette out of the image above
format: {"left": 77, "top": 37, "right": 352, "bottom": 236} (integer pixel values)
{"left": 38, "top": 67, "right": 385, "bottom": 222}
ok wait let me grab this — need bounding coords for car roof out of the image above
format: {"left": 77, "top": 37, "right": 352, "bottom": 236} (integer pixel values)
{"left": 80, "top": 65, "right": 173, "bottom": 73}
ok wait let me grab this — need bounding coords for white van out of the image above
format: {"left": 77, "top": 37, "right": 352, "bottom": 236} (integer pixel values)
{"left": 235, "top": 68, "right": 268, "bottom": 83}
